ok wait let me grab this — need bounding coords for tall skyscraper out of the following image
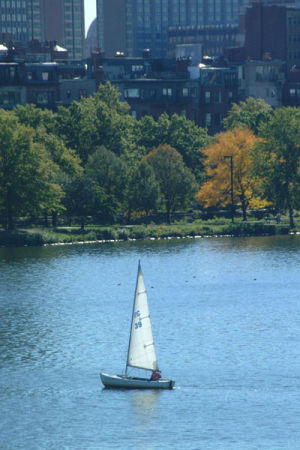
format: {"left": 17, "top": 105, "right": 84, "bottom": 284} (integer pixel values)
{"left": 96, "top": 0, "right": 249, "bottom": 57}
{"left": 0, "top": 0, "right": 85, "bottom": 60}
{"left": 0, "top": 0, "right": 43, "bottom": 42}
{"left": 42, "top": 0, "right": 85, "bottom": 60}
{"left": 249, "top": 0, "right": 296, "bottom": 4}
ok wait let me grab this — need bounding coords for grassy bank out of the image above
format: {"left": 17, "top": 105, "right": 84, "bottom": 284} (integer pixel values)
{"left": 0, "top": 219, "right": 294, "bottom": 247}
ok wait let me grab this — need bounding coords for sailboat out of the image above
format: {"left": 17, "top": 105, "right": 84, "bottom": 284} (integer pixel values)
{"left": 100, "top": 261, "right": 175, "bottom": 389}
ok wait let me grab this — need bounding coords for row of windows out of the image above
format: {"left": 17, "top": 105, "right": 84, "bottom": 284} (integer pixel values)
{"left": 123, "top": 86, "right": 233, "bottom": 103}
{"left": 27, "top": 71, "right": 55, "bottom": 82}
{"left": 0, "top": 67, "right": 17, "bottom": 82}
{"left": 288, "top": 52, "right": 300, "bottom": 60}
{"left": 1, "top": 13, "right": 26, "bottom": 20}
{"left": 289, "top": 88, "right": 300, "bottom": 97}
{"left": 0, "top": 90, "right": 21, "bottom": 107}
{"left": 288, "top": 16, "right": 300, "bottom": 25}
{"left": 1, "top": 1, "right": 26, "bottom": 6}
{"left": 124, "top": 86, "right": 197, "bottom": 99}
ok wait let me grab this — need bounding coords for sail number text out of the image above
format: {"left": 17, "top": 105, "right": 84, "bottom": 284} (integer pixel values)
{"left": 134, "top": 310, "right": 142, "bottom": 329}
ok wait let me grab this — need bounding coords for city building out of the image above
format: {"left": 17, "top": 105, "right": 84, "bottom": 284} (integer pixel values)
{"left": 0, "top": 0, "right": 43, "bottom": 42}
{"left": 244, "top": 2, "right": 300, "bottom": 67}
{"left": 0, "top": 0, "right": 85, "bottom": 60}
{"left": 96, "top": 0, "right": 249, "bottom": 58}
{"left": 167, "top": 24, "right": 240, "bottom": 58}
{"left": 90, "top": 49, "right": 238, "bottom": 134}
{"left": 42, "top": 0, "right": 85, "bottom": 60}
{"left": 85, "top": 18, "right": 98, "bottom": 58}
{"left": 249, "top": 0, "right": 298, "bottom": 5}
{"left": 238, "top": 59, "right": 285, "bottom": 107}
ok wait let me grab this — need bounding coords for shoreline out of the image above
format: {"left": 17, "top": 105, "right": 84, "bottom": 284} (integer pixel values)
{"left": 0, "top": 221, "right": 295, "bottom": 248}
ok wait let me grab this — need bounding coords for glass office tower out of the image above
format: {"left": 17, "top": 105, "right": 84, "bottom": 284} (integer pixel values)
{"left": 97, "top": 0, "right": 249, "bottom": 57}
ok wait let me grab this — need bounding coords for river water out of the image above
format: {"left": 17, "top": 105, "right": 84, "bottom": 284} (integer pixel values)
{"left": 0, "top": 235, "right": 300, "bottom": 449}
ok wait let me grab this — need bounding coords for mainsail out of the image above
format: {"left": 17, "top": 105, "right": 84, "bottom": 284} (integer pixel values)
{"left": 126, "top": 262, "right": 158, "bottom": 373}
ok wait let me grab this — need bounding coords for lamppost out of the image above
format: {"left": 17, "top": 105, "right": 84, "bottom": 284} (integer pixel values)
{"left": 224, "top": 155, "right": 234, "bottom": 223}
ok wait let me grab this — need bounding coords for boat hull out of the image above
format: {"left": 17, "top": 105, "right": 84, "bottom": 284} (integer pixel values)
{"left": 100, "top": 372, "right": 175, "bottom": 389}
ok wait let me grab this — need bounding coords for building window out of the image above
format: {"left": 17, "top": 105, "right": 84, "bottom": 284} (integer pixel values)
{"left": 205, "top": 113, "right": 211, "bottom": 126}
{"left": 124, "top": 88, "right": 140, "bottom": 98}
{"left": 289, "top": 88, "right": 296, "bottom": 98}
{"left": 35, "top": 92, "right": 49, "bottom": 105}
{"left": 132, "top": 64, "right": 144, "bottom": 72}
{"left": 131, "top": 110, "right": 137, "bottom": 119}
{"left": 214, "top": 91, "right": 222, "bottom": 104}
{"left": 79, "top": 89, "right": 87, "bottom": 98}
{"left": 182, "top": 87, "right": 188, "bottom": 97}
{"left": 162, "top": 87, "right": 172, "bottom": 96}
{"left": 190, "top": 87, "right": 197, "bottom": 97}
{"left": 0, "top": 91, "right": 20, "bottom": 107}
{"left": 205, "top": 91, "right": 211, "bottom": 104}
{"left": 214, "top": 113, "right": 222, "bottom": 127}
{"left": 27, "top": 70, "right": 38, "bottom": 81}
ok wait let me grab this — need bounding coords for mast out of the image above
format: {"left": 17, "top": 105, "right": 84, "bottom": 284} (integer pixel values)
{"left": 125, "top": 260, "right": 141, "bottom": 376}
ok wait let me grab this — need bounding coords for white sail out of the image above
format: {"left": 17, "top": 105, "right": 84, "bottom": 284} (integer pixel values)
{"left": 127, "top": 262, "right": 158, "bottom": 372}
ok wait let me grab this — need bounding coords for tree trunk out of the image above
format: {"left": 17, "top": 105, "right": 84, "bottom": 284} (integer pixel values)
{"left": 6, "top": 189, "right": 14, "bottom": 230}
{"left": 44, "top": 212, "right": 49, "bottom": 228}
{"left": 52, "top": 211, "right": 57, "bottom": 228}
{"left": 240, "top": 192, "right": 247, "bottom": 221}
{"left": 288, "top": 205, "right": 295, "bottom": 228}
{"left": 80, "top": 216, "right": 85, "bottom": 231}
{"left": 286, "top": 184, "right": 295, "bottom": 228}
{"left": 166, "top": 201, "right": 171, "bottom": 224}
{"left": 7, "top": 214, "right": 14, "bottom": 230}
{"left": 126, "top": 208, "right": 132, "bottom": 224}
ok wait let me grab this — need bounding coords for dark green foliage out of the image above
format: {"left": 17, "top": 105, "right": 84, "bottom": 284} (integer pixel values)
{"left": 145, "top": 145, "right": 197, "bottom": 223}
{"left": 135, "top": 113, "right": 210, "bottom": 182}
{"left": 220, "top": 222, "right": 289, "bottom": 237}
{"left": 253, "top": 107, "right": 300, "bottom": 228}
{"left": 85, "top": 146, "right": 128, "bottom": 208}
{"left": 0, "top": 110, "right": 63, "bottom": 230}
{"left": 223, "top": 98, "right": 273, "bottom": 134}
{"left": 127, "top": 161, "right": 160, "bottom": 218}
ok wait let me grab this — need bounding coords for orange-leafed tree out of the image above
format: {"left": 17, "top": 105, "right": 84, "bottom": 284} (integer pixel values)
{"left": 196, "top": 128, "right": 268, "bottom": 221}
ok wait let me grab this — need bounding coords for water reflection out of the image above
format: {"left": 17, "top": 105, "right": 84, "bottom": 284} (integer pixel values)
{"left": 131, "top": 390, "right": 160, "bottom": 418}
{"left": 1, "top": 235, "right": 300, "bottom": 449}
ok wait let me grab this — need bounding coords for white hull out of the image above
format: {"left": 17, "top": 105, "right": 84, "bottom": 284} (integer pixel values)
{"left": 100, "top": 372, "right": 175, "bottom": 390}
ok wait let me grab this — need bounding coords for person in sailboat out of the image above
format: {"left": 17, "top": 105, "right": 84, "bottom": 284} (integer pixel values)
{"left": 150, "top": 370, "right": 162, "bottom": 381}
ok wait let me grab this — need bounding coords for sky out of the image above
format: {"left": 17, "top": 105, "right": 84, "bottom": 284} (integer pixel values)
{"left": 84, "top": 0, "right": 96, "bottom": 34}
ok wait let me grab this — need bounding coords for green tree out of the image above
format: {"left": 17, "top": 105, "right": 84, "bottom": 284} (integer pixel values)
{"left": 85, "top": 146, "right": 128, "bottom": 215}
{"left": 56, "top": 82, "right": 136, "bottom": 164}
{"left": 223, "top": 98, "right": 273, "bottom": 134}
{"left": 64, "top": 175, "right": 117, "bottom": 229}
{"left": 144, "top": 144, "right": 196, "bottom": 223}
{"left": 14, "top": 103, "right": 57, "bottom": 134}
{"left": 253, "top": 107, "right": 300, "bottom": 228}
{"left": 127, "top": 161, "right": 160, "bottom": 219}
{"left": 36, "top": 131, "right": 83, "bottom": 226}
{"left": 136, "top": 113, "right": 210, "bottom": 182}
{"left": 0, "top": 111, "right": 62, "bottom": 229}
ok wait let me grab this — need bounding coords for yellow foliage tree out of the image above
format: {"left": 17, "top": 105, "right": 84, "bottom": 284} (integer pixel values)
{"left": 196, "top": 128, "right": 269, "bottom": 220}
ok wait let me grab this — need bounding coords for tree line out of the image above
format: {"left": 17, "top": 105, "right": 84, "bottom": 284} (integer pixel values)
{"left": 0, "top": 84, "right": 299, "bottom": 230}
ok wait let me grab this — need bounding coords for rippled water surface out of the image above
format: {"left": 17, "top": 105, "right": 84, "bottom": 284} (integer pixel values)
{"left": 1, "top": 235, "right": 300, "bottom": 449}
